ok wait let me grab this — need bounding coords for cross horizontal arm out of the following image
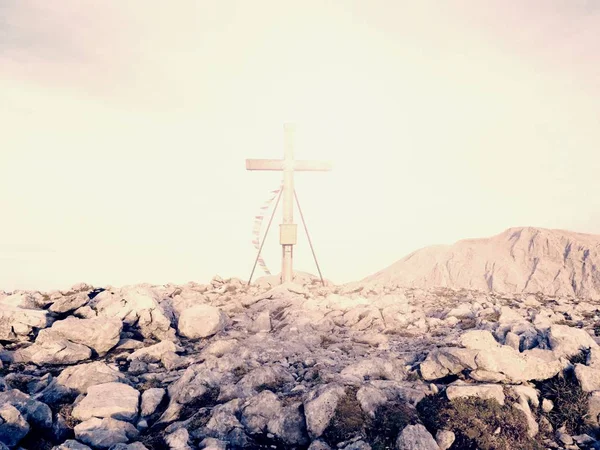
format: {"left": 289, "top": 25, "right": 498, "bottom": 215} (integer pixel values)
{"left": 246, "top": 159, "right": 282, "bottom": 171}
{"left": 246, "top": 159, "right": 333, "bottom": 171}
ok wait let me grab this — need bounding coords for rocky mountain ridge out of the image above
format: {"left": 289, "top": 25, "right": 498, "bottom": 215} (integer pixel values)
{"left": 2, "top": 276, "right": 600, "bottom": 449}
{"left": 362, "top": 227, "right": 600, "bottom": 299}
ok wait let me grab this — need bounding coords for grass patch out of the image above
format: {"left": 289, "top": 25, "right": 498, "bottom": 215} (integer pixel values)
{"left": 179, "top": 386, "right": 220, "bottom": 422}
{"left": 367, "top": 400, "right": 418, "bottom": 450}
{"left": 481, "top": 311, "right": 501, "bottom": 322}
{"left": 417, "top": 393, "right": 543, "bottom": 450}
{"left": 459, "top": 318, "right": 478, "bottom": 330}
{"left": 321, "top": 387, "right": 367, "bottom": 446}
{"left": 568, "top": 349, "right": 589, "bottom": 366}
{"left": 536, "top": 370, "right": 590, "bottom": 435}
{"left": 138, "top": 432, "right": 169, "bottom": 450}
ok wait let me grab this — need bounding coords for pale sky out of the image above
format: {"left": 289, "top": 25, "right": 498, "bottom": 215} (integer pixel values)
{"left": 1, "top": 0, "right": 599, "bottom": 291}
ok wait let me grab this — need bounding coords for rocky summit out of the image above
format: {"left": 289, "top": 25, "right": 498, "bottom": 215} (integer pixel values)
{"left": 3, "top": 274, "right": 600, "bottom": 449}
{"left": 361, "top": 227, "right": 600, "bottom": 299}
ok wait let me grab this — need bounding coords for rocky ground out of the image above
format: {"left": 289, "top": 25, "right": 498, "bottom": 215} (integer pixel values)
{"left": 2, "top": 275, "right": 600, "bottom": 449}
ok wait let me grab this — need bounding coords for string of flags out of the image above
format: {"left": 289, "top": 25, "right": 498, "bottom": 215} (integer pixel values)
{"left": 251, "top": 183, "right": 283, "bottom": 275}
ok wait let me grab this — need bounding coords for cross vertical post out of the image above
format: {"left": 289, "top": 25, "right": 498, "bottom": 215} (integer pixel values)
{"left": 281, "top": 123, "right": 295, "bottom": 283}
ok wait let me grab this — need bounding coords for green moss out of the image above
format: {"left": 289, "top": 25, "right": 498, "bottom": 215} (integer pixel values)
{"left": 417, "top": 393, "right": 543, "bottom": 450}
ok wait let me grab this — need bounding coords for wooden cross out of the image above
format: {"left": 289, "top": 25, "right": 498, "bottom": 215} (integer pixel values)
{"left": 246, "top": 123, "right": 332, "bottom": 283}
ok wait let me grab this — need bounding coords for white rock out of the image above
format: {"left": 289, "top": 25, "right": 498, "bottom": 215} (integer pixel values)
{"left": 435, "top": 430, "right": 455, "bottom": 450}
{"left": 304, "top": 384, "right": 347, "bottom": 438}
{"left": 460, "top": 330, "right": 500, "bottom": 350}
{"left": 72, "top": 382, "right": 140, "bottom": 422}
{"left": 90, "top": 287, "right": 175, "bottom": 341}
{"left": 74, "top": 417, "right": 139, "bottom": 448}
{"left": 396, "top": 424, "right": 440, "bottom": 450}
{"left": 446, "top": 383, "right": 505, "bottom": 405}
{"left": 542, "top": 398, "right": 554, "bottom": 413}
{"left": 141, "top": 388, "right": 166, "bottom": 417}
{"left": 249, "top": 310, "right": 272, "bottom": 333}
{"left": 0, "top": 403, "right": 30, "bottom": 447}
{"left": 14, "top": 337, "right": 92, "bottom": 365}
{"left": 178, "top": 305, "right": 228, "bottom": 339}
{"left": 575, "top": 364, "right": 600, "bottom": 392}
{"left": 56, "top": 361, "right": 125, "bottom": 393}
{"left": 165, "top": 428, "right": 192, "bottom": 450}
{"left": 548, "top": 324, "right": 599, "bottom": 358}
{"left": 40, "top": 316, "right": 122, "bottom": 355}
{"left": 0, "top": 306, "right": 51, "bottom": 341}
{"left": 52, "top": 440, "right": 92, "bottom": 449}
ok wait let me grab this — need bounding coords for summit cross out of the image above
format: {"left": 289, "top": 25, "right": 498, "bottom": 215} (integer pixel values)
{"left": 246, "top": 123, "right": 332, "bottom": 283}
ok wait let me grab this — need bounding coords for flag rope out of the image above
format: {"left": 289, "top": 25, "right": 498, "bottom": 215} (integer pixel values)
{"left": 251, "top": 183, "right": 283, "bottom": 275}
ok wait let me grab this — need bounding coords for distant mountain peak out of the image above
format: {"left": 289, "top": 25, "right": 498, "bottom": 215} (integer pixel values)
{"left": 362, "top": 227, "right": 600, "bottom": 298}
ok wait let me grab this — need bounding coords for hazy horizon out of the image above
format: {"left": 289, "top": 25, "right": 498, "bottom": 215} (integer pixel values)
{"left": 2, "top": 1, "right": 599, "bottom": 291}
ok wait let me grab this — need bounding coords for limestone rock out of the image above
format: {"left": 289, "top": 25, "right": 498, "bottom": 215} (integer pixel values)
{"left": 587, "top": 391, "right": 600, "bottom": 426}
{"left": 72, "top": 382, "right": 140, "bottom": 422}
{"left": 548, "top": 324, "right": 599, "bottom": 358}
{"left": 396, "top": 424, "right": 440, "bottom": 450}
{"left": 0, "top": 389, "right": 53, "bottom": 430}
{"left": 109, "top": 443, "right": 149, "bottom": 450}
{"left": 304, "top": 384, "right": 346, "bottom": 439}
{"left": 128, "top": 341, "right": 182, "bottom": 365}
{"left": 575, "top": 364, "right": 600, "bottom": 392}
{"left": 40, "top": 316, "right": 122, "bottom": 356}
{"left": 0, "top": 403, "right": 30, "bottom": 447}
{"left": 140, "top": 388, "right": 165, "bottom": 417}
{"left": 52, "top": 440, "right": 92, "bottom": 449}
{"left": 340, "top": 357, "right": 407, "bottom": 382}
{"left": 446, "top": 383, "right": 505, "bottom": 405}
{"left": 249, "top": 310, "right": 272, "bottom": 333}
{"left": 13, "top": 338, "right": 92, "bottom": 365}
{"left": 165, "top": 428, "right": 192, "bottom": 450}
{"left": 435, "top": 430, "right": 455, "bottom": 450}
{"left": 178, "top": 305, "right": 228, "bottom": 339}
{"left": 49, "top": 293, "right": 89, "bottom": 314}
{"left": 74, "top": 417, "right": 139, "bottom": 448}
{"left": 0, "top": 306, "right": 50, "bottom": 342}
{"left": 240, "top": 390, "right": 308, "bottom": 445}
{"left": 90, "top": 287, "right": 175, "bottom": 341}
{"left": 55, "top": 361, "right": 125, "bottom": 393}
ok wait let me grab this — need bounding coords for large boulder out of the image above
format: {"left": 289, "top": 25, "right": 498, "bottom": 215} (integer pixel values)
{"left": 304, "top": 384, "right": 347, "bottom": 439}
{"left": 72, "top": 383, "right": 140, "bottom": 422}
{"left": 52, "top": 440, "right": 92, "bottom": 449}
{"left": 396, "top": 424, "right": 440, "bottom": 450}
{"left": 575, "top": 364, "right": 600, "bottom": 392}
{"left": 548, "top": 324, "right": 599, "bottom": 358}
{"left": 13, "top": 338, "right": 92, "bottom": 365}
{"left": 446, "top": 383, "right": 505, "bottom": 405}
{"left": 0, "top": 389, "right": 53, "bottom": 430}
{"left": 89, "top": 287, "right": 175, "bottom": 341}
{"left": 40, "top": 317, "right": 122, "bottom": 356}
{"left": 340, "top": 358, "right": 407, "bottom": 382}
{"left": 140, "top": 388, "right": 166, "bottom": 418}
{"left": 74, "top": 417, "right": 139, "bottom": 448}
{"left": 0, "top": 306, "right": 51, "bottom": 342}
{"left": 420, "top": 330, "right": 562, "bottom": 383}
{"left": 178, "top": 305, "right": 228, "bottom": 339}
{"left": 55, "top": 362, "right": 125, "bottom": 394}
{"left": 0, "top": 403, "right": 30, "bottom": 447}
{"left": 240, "top": 390, "right": 308, "bottom": 446}
{"left": 49, "top": 292, "right": 89, "bottom": 314}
